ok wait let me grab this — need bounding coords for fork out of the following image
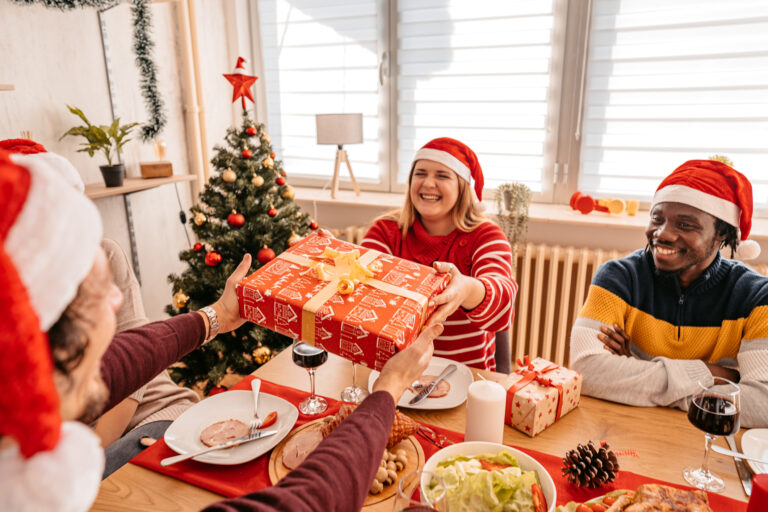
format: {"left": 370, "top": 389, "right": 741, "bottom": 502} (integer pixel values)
{"left": 249, "top": 379, "right": 262, "bottom": 434}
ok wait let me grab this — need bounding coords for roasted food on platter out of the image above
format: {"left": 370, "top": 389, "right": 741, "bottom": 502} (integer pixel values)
{"left": 199, "top": 419, "right": 249, "bottom": 447}
{"left": 556, "top": 484, "right": 712, "bottom": 512}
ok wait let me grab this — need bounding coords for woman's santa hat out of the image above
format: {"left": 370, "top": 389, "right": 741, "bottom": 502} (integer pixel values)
{"left": 0, "top": 145, "right": 102, "bottom": 458}
{"left": 412, "top": 137, "right": 485, "bottom": 203}
{"left": 652, "top": 159, "right": 760, "bottom": 260}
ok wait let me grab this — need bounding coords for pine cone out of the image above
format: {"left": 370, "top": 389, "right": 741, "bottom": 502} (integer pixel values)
{"left": 562, "top": 441, "right": 619, "bottom": 488}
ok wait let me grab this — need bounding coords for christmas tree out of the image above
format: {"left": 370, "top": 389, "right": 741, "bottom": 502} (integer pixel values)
{"left": 166, "top": 57, "right": 316, "bottom": 393}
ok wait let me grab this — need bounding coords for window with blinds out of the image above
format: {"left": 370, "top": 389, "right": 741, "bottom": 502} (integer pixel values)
{"left": 257, "top": 0, "right": 382, "bottom": 185}
{"left": 580, "top": 0, "right": 768, "bottom": 208}
{"left": 395, "top": 0, "right": 559, "bottom": 195}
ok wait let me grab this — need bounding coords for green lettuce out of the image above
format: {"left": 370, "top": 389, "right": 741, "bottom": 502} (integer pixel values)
{"left": 426, "top": 450, "right": 541, "bottom": 512}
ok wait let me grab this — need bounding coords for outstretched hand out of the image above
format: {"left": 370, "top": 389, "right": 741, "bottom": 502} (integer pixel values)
{"left": 210, "top": 253, "right": 252, "bottom": 334}
{"left": 372, "top": 323, "right": 443, "bottom": 403}
{"left": 598, "top": 324, "right": 632, "bottom": 357}
{"left": 426, "top": 261, "right": 485, "bottom": 326}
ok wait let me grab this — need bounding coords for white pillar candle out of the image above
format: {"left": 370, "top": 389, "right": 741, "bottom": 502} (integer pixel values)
{"left": 464, "top": 380, "right": 506, "bottom": 443}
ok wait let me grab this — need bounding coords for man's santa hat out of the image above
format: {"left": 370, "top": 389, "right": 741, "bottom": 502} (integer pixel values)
{"left": 652, "top": 159, "right": 760, "bottom": 260}
{"left": 0, "top": 144, "right": 102, "bottom": 457}
{"left": 412, "top": 137, "right": 485, "bottom": 203}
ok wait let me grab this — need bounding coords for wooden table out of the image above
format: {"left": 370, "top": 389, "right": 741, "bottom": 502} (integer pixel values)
{"left": 91, "top": 350, "right": 749, "bottom": 511}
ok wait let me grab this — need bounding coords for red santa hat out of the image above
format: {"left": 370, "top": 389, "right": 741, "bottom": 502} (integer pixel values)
{"left": 0, "top": 138, "right": 85, "bottom": 192}
{"left": 652, "top": 159, "right": 760, "bottom": 260}
{"left": 412, "top": 137, "right": 485, "bottom": 202}
{"left": 0, "top": 148, "right": 102, "bottom": 458}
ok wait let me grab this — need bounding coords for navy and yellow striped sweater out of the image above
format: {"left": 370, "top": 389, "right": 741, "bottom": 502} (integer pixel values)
{"left": 570, "top": 249, "right": 768, "bottom": 427}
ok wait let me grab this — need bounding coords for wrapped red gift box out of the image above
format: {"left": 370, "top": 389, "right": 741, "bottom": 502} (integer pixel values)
{"left": 236, "top": 233, "right": 449, "bottom": 369}
{"left": 503, "top": 356, "right": 582, "bottom": 437}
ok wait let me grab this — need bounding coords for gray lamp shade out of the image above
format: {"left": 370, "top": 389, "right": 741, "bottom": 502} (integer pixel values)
{"left": 315, "top": 113, "right": 363, "bottom": 145}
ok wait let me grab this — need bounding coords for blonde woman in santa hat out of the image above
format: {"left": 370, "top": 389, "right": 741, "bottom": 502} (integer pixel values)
{"left": 570, "top": 159, "right": 768, "bottom": 429}
{"left": 362, "top": 137, "right": 518, "bottom": 371}
{"left": 0, "top": 147, "right": 442, "bottom": 511}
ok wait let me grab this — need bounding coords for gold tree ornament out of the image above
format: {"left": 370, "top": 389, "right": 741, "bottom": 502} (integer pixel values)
{"left": 173, "top": 290, "right": 189, "bottom": 309}
{"left": 288, "top": 231, "right": 301, "bottom": 245}
{"left": 222, "top": 168, "right": 237, "bottom": 183}
{"left": 193, "top": 211, "right": 207, "bottom": 226}
{"left": 282, "top": 185, "right": 295, "bottom": 199}
{"left": 252, "top": 346, "right": 272, "bottom": 365}
{"left": 262, "top": 157, "right": 274, "bottom": 169}
{"left": 252, "top": 174, "right": 264, "bottom": 187}
{"left": 261, "top": 133, "right": 271, "bottom": 145}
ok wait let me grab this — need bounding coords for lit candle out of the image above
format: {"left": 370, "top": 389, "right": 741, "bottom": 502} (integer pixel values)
{"left": 464, "top": 380, "right": 506, "bottom": 443}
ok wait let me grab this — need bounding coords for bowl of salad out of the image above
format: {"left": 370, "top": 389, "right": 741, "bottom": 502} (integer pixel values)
{"left": 421, "top": 441, "right": 556, "bottom": 512}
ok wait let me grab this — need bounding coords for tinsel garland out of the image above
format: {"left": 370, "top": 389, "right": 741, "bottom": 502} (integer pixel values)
{"left": 12, "top": 0, "right": 166, "bottom": 141}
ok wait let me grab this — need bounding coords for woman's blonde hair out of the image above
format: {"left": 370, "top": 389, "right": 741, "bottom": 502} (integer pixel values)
{"left": 379, "top": 164, "right": 487, "bottom": 238}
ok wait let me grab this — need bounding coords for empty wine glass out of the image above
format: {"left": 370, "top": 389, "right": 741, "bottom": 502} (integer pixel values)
{"left": 683, "top": 377, "right": 740, "bottom": 492}
{"left": 340, "top": 361, "right": 369, "bottom": 403}
{"left": 292, "top": 339, "right": 328, "bottom": 415}
{"left": 393, "top": 470, "right": 447, "bottom": 511}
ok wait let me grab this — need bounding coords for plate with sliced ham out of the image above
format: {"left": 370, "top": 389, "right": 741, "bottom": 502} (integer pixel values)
{"left": 164, "top": 390, "right": 298, "bottom": 465}
{"left": 367, "top": 356, "right": 475, "bottom": 410}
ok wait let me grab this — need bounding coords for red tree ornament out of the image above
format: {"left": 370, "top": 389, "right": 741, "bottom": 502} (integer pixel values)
{"left": 242, "top": 149, "right": 253, "bottom": 159}
{"left": 281, "top": 170, "right": 287, "bottom": 177}
{"left": 310, "top": 221, "right": 319, "bottom": 230}
{"left": 223, "top": 57, "right": 258, "bottom": 109}
{"left": 257, "top": 247, "right": 276, "bottom": 264}
{"left": 246, "top": 126, "right": 258, "bottom": 136}
{"left": 268, "top": 207, "right": 278, "bottom": 217}
{"left": 193, "top": 242, "right": 203, "bottom": 252}
{"left": 205, "top": 251, "right": 222, "bottom": 267}
{"left": 276, "top": 176, "right": 286, "bottom": 186}
{"left": 227, "top": 212, "right": 245, "bottom": 227}
{"left": 270, "top": 152, "right": 275, "bottom": 159}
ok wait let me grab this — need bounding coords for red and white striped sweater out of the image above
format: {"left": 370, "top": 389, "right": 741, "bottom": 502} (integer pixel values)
{"left": 362, "top": 219, "right": 517, "bottom": 370}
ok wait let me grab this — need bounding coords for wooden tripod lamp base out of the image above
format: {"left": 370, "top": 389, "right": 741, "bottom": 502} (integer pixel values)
{"left": 331, "top": 146, "right": 360, "bottom": 199}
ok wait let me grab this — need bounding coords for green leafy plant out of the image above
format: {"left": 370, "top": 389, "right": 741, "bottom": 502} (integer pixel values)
{"left": 60, "top": 105, "right": 140, "bottom": 166}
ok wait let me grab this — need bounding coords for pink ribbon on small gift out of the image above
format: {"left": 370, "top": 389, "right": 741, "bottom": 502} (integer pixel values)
{"left": 504, "top": 356, "right": 565, "bottom": 424}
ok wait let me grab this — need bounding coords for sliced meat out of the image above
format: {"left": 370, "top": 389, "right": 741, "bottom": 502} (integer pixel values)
{"left": 200, "top": 419, "right": 249, "bottom": 447}
{"left": 282, "top": 428, "right": 324, "bottom": 470}
{"left": 411, "top": 374, "right": 451, "bottom": 398}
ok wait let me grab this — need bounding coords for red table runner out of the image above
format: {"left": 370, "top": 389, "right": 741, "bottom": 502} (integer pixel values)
{"left": 131, "top": 377, "right": 746, "bottom": 510}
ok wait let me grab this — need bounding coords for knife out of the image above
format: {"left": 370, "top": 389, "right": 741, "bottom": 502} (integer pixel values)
{"left": 409, "top": 364, "right": 457, "bottom": 405}
{"left": 724, "top": 436, "right": 753, "bottom": 497}
{"left": 161, "top": 429, "right": 279, "bottom": 466}
{"left": 713, "top": 442, "right": 768, "bottom": 466}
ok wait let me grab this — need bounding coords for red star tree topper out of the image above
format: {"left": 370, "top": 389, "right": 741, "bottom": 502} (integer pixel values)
{"left": 223, "top": 56, "right": 258, "bottom": 110}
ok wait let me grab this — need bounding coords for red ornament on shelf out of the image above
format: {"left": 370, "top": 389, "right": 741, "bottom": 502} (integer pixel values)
{"left": 205, "top": 251, "right": 223, "bottom": 267}
{"left": 268, "top": 207, "right": 278, "bottom": 217}
{"left": 257, "top": 247, "right": 276, "bottom": 264}
{"left": 310, "top": 221, "right": 319, "bottom": 230}
{"left": 227, "top": 212, "right": 245, "bottom": 227}
{"left": 242, "top": 149, "right": 253, "bottom": 159}
{"left": 276, "top": 176, "right": 286, "bottom": 186}
{"left": 246, "top": 126, "right": 258, "bottom": 136}
{"left": 209, "top": 386, "right": 227, "bottom": 396}
{"left": 193, "top": 242, "right": 203, "bottom": 252}
{"left": 270, "top": 152, "right": 275, "bottom": 159}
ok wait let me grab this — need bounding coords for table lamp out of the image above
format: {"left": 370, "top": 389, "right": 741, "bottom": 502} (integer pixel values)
{"left": 316, "top": 113, "right": 362, "bottom": 199}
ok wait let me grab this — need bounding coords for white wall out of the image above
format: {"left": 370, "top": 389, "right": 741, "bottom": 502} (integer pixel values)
{"left": 0, "top": 1, "right": 252, "bottom": 320}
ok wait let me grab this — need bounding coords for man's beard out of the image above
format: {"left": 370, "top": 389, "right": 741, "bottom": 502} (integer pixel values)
{"left": 77, "top": 376, "right": 109, "bottom": 424}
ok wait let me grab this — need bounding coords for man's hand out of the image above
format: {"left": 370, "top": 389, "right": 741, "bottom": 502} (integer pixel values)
{"left": 426, "top": 261, "right": 485, "bottom": 326}
{"left": 598, "top": 324, "right": 632, "bottom": 357}
{"left": 210, "top": 253, "right": 252, "bottom": 334}
{"left": 372, "top": 324, "right": 443, "bottom": 403}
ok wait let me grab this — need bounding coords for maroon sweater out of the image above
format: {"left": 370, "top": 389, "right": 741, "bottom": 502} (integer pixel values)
{"left": 101, "top": 313, "right": 396, "bottom": 512}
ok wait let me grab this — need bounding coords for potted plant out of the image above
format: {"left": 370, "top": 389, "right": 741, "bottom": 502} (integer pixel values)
{"left": 60, "top": 105, "right": 140, "bottom": 187}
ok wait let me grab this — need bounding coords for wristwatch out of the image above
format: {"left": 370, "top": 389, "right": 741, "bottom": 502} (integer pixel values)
{"left": 199, "top": 306, "right": 219, "bottom": 342}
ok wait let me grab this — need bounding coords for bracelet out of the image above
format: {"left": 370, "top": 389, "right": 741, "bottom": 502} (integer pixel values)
{"left": 199, "top": 306, "right": 219, "bottom": 342}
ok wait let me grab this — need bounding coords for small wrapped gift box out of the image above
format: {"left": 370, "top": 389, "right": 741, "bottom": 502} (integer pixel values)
{"left": 503, "top": 356, "right": 582, "bottom": 437}
{"left": 236, "top": 233, "right": 449, "bottom": 369}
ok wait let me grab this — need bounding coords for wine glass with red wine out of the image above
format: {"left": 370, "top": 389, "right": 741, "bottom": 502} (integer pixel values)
{"left": 292, "top": 339, "right": 328, "bottom": 415}
{"left": 683, "top": 377, "right": 740, "bottom": 492}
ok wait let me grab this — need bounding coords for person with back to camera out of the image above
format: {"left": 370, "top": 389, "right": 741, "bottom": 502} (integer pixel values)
{"left": 570, "top": 159, "right": 768, "bottom": 427}
{"left": 361, "top": 137, "right": 517, "bottom": 371}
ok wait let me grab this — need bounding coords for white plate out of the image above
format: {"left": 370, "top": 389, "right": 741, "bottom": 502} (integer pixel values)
{"left": 367, "top": 356, "right": 474, "bottom": 410}
{"left": 741, "top": 428, "right": 768, "bottom": 474}
{"left": 421, "top": 441, "right": 556, "bottom": 512}
{"left": 164, "top": 390, "right": 298, "bottom": 465}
